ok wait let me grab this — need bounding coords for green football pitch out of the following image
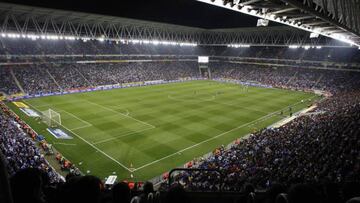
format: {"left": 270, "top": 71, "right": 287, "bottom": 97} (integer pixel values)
{"left": 8, "top": 80, "right": 318, "bottom": 181}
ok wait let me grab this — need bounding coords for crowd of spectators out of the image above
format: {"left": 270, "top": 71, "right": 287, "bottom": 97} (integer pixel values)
{"left": 0, "top": 38, "right": 200, "bottom": 56}
{"left": 171, "top": 91, "right": 359, "bottom": 194}
{"left": 0, "top": 103, "right": 61, "bottom": 183}
{"left": 1, "top": 61, "right": 360, "bottom": 95}
{"left": 12, "top": 65, "right": 60, "bottom": 94}
{"left": 1, "top": 61, "right": 199, "bottom": 95}
{"left": 211, "top": 62, "right": 360, "bottom": 93}
{"left": 209, "top": 46, "right": 360, "bottom": 63}
{"left": 1, "top": 38, "right": 360, "bottom": 63}
{"left": 0, "top": 67, "right": 19, "bottom": 95}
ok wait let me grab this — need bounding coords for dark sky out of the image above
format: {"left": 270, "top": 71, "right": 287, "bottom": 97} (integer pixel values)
{"left": 0, "top": 0, "right": 271, "bottom": 29}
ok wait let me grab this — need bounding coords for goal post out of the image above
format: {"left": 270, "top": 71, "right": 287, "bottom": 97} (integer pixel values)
{"left": 41, "top": 109, "right": 61, "bottom": 127}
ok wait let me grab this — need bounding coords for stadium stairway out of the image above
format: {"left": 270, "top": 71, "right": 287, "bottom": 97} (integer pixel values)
{"left": 10, "top": 68, "right": 25, "bottom": 94}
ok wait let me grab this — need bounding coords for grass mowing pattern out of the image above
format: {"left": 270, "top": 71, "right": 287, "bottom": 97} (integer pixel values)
{"left": 7, "top": 80, "right": 318, "bottom": 180}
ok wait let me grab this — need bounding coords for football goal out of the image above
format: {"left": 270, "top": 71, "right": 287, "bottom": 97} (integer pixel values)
{"left": 41, "top": 109, "right": 61, "bottom": 127}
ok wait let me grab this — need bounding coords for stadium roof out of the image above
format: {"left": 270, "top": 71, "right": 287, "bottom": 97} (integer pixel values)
{"left": 0, "top": 2, "right": 205, "bottom": 33}
{"left": 0, "top": 0, "right": 264, "bottom": 29}
{"left": 0, "top": 2, "right": 354, "bottom": 47}
{"left": 197, "top": 0, "right": 360, "bottom": 47}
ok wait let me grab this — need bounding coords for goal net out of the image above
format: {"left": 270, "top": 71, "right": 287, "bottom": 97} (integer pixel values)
{"left": 41, "top": 109, "right": 61, "bottom": 127}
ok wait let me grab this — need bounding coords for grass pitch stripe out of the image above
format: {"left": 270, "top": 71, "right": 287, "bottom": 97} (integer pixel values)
{"left": 60, "top": 110, "right": 93, "bottom": 130}
{"left": 61, "top": 109, "right": 92, "bottom": 126}
{"left": 132, "top": 111, "right": 274, "bottom": 172}
{"left": 15, "top": 81, "right": 318, "bottom": 180}
{"left": 85, "top": 100, "right": 156, "bottom": 128}
{"left": 132, "top": 96, "right": 314, "bottom": 172}
{"left": 22, "top": 100, "right": 133, "bottom": 172}
{"left": 92, "top": 126, "right": 155, "bottom": 145}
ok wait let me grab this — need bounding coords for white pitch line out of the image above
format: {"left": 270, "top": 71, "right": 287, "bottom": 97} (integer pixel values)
{"left": 60, "top": 109, "right": 93, "bottom": 127}
{"left": 23, "top": 101, "right": 133, "bottom": 172}
{"left": 92, "top": 126, "right": 155, "bottom": 145}
{"left": 111, "top": 105, "right": 130, "bottom": 116}
{"left": 70, "top": 124, "right": 92, "bottom": 131}
{"left": 31, "top": 101, "right": 74, "bottom": 109}
{"left": 132, "top": 113, "right": 270, "bottom": 171}
{"left": 85, "top": 100, "right": 155, "bottom": 128}
{"left": 132, "top": 95, "right": 316, "bottom": 171}
{"left": 30, "top": 103, "right": 93, "bottom": 129}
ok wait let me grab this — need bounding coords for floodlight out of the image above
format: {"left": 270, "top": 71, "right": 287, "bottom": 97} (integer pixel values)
{"left": 228, "top": 44, "right": 250, "bottom": 48}
{"left": 152, "top": 40, "right": 160, "bottom": 45}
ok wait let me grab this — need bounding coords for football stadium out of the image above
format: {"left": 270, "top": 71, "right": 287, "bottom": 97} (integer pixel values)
{"left": 0, "top": 0, "right": 359, "bottom": 203}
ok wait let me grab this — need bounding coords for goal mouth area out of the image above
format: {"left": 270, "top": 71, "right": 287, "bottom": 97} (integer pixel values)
{"left": 41, "top": 109, "right": 62, "bottom": 127}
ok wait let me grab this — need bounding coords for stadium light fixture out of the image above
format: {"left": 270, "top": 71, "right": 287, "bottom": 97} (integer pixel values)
{"left": 227, "top": 44, "right": 250, "bottom": 48}
{"left": 46, "top": 35, "right": 60, "bottom": 40}
{"left": 82, "top": 37, "right": 90, "bottom": 42}
{"left": 289, "top": 45, "right": 299, "bottom": 49}
{"left": 7, "top": 33, "right": 20, "bottom": 38}
{"left": 97, "top": 35, "right": 105, "bottom": 42}
{"left": 64, "top": 36, "right": 75, "bottom": 40}
{"left": 152, "top": 40, "right": 160, "bottom": 45}
{"left": 131, "top": 39, "right": 140, "bottom": 44}
{"left": 0, "top": 31, "right": 198, "bottom": 47}
{"left": 180, "top": 42, "right": 197, "bottom": 46}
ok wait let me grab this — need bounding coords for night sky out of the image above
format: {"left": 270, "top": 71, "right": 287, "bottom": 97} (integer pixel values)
{"left": 0, "top": 0, "right": 272, "bottom": 29}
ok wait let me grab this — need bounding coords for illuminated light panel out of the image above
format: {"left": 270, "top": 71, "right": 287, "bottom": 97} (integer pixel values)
{"left": 0, "top": 32, "right": 197, "bottom": 47}
{"left": 227, "top": 44, "right": 251, "bottom": 48}
{"left": 289, "top": 45, "right": 299, "bottom": 49}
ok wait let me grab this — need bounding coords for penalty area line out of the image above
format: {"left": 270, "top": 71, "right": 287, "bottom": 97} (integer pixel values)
{"left": 60, "top": 110, "right": 93, "bottom": 127}
{"left": 22, "top": 101, "right": 134, "bottom": 173}
{"left": 27, "top": 103, "right": 93, "bottom": 130}
{"left": 70, "top": 124, "right": 92, "bottom": 131}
